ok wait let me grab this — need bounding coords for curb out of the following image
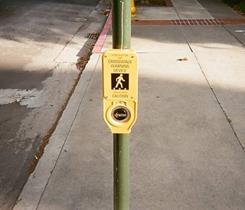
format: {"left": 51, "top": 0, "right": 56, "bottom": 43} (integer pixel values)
{"left": 14, "top": 53, "right": 100, "bottom": 210}
{"left": 93, "top": 10, "right": 112, "bottom": 53}
{"left": 13, "top": 1, "right": 109, "bottom": 209}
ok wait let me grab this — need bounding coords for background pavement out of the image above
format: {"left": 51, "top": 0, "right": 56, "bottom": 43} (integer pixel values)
{"left": 0, "top": 0, "right": 108, "bottom": 209}
{"left": 12, "top": 0, "right": 245, "bottom": 209}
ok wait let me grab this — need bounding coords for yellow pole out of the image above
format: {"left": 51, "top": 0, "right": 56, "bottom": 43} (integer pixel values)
{"left": 131, "top": 0, "right": 136, "bottom": 17}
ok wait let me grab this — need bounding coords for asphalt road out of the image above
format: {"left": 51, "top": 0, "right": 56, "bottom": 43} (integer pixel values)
{"left": 0, "top": 0, "right": 103, "bottom": 209}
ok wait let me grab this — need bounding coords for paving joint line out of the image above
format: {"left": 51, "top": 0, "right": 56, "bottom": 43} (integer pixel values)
{"left": 30, "top": 2, "right": 106, "bottom": 208}
{"left": 173, "top": 4, "right": 245, "bottom": 152}
{"left": 53, "top": 11, "right": 92, "bottom": 62}
{"left": 192, "top": 52, "right": 245, "bottom": 152}
{"left": 222, "top": 25, "right": 245, "bottom": 47}
{"left": 35, "top": 55, "right": 100, "bottom": 210}
{"left": 186, "top": 39, "right": 245, "bottom": 152}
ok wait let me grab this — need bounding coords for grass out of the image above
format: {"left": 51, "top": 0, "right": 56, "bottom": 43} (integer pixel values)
{"left": 240, "top": 1, "right": 245, "bottom": 12}
{"left": 223, "top": 0, "right": 245, "bottom": 14}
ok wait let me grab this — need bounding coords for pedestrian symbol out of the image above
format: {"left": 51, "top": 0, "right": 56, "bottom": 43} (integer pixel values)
{"left": 111, "top": 73, "right": 129, "bottom": 90}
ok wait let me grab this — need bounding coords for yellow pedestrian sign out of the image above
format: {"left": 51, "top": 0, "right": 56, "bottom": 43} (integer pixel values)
{"left": 102, "top": 49, "right": 138, "bottom": 133}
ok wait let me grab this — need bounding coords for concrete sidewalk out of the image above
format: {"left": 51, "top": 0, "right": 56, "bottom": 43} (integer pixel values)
{"left": 14, "top": 0, "right": 245, "bottom": 209}
{"left": 0, "top": 0, "right": 108, "bottom": 209}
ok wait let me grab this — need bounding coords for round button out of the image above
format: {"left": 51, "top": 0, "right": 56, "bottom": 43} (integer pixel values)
{"left": 111, "top": 106, "right": 130, "bottom": 122}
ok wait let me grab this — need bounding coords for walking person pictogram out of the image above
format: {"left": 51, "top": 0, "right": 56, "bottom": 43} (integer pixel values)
{"left": 111, "top": 73, "right": 129, "bottom": 90}
{"left": 115, "top": 74, "right": 125, "bottom": 89}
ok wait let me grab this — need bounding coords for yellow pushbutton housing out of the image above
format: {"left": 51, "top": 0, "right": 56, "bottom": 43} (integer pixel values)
{"left": 102, "top": 49, "right": 138, "bottom": 133}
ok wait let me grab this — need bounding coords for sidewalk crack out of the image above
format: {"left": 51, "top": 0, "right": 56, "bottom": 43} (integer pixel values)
{"left": 192, "top": 53, "right": 245, "bottom": 152}
{"left": 223, "top": 25, "right": 245, "bottom": 47}
{"left": 53, "top": 10, "right": 92, "bottom": 62}
{"left": 173, "top": 3, "right": 245, "bottom": 152}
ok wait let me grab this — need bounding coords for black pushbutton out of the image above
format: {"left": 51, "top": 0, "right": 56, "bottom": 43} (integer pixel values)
{"left": 112, "top": 106, "right": 130, "bottom": 122}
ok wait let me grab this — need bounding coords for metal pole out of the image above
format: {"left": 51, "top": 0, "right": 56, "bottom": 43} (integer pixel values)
{"left": 113, "top": 134, "right": 129, "bottom": 210}
{"left": 112, "top": 0, "right": 131, "bottom": 210}
{"left": 112, "top": 0, "right": 131, "bottom": 49}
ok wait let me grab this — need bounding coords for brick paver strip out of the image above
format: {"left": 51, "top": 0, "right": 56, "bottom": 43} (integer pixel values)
{"left": 132, "top": 18, "right": 245, "bottom": 26}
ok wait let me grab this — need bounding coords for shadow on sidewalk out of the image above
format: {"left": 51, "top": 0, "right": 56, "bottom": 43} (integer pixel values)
{"left": 17, "top": 69, "right": 245, "bottom": 209}
{"left": 0, "top": 69, "right": 74, "bottom": 210}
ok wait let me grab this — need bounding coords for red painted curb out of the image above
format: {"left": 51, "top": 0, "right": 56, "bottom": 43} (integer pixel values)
{"left": 93, "top": 11, "right": 112, "bottom": 53}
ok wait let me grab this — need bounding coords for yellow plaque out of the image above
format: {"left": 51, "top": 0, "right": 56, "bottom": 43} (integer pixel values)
{"left": 102, "top": 49, "right": 138, "bottom": 133}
